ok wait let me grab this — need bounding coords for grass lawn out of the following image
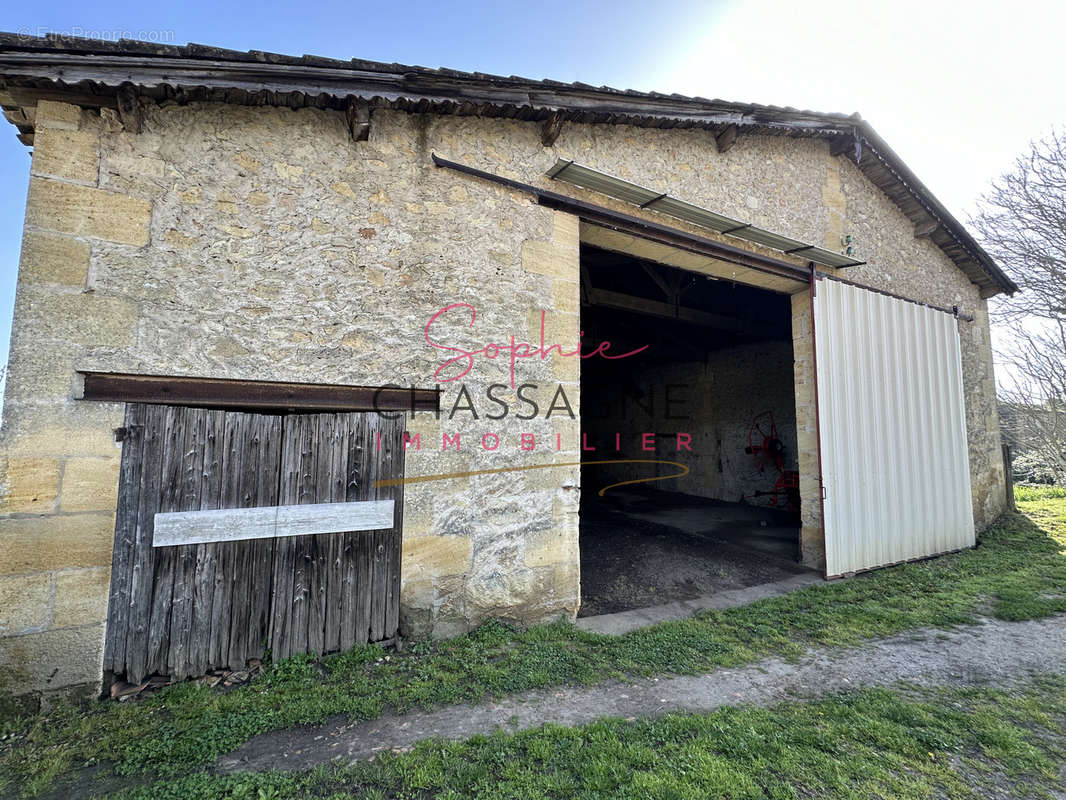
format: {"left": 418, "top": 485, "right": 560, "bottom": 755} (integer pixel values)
{"left": 108, "top": 676, "right": 1066, "bottom": 800}
{"left": 1, "top": 493, "right": 1064, "bottom": 798}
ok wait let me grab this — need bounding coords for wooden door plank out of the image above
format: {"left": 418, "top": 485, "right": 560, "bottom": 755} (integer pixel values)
{"left": 144, "top": 405, "right": 185, "bottom": 678}
{"left": 368, "top": 415, "right": 388, "bottom": 642}
{"left": 167, "top": 408, "right": 208, "bottom": 679}
{"left": 383, "top": 415, "right": 405, "bottom": 639}
{"left": 306, "top": 413, "right": 332, "bottom": 657}
{"left": 125, "top": 403, "right": 168, "bottom": 682}
{"left": 189, "top": 408, "right": 225, "bottom": 676}
{"left": 103, "top": 402, "right": 146, "bottom": 676}
{"left": 217, "top": 411, "right": 247, "bottom": 668}
{"left": 353, "top": 414, "right": 375, "bottom": 645}
{"left": 248, "top": 413, "right": 281, "bottom": 661}
{"left": 322, "top": 413, "right": 348, "bottom": 655}
{"left": 271, "top": 414, "right": 305, "bottom": 661}
{"left": 340, "top": 414, "right": 366, "bottom": 650}
{"left": 290, "top": 414, "right": 318, "bottom": 658}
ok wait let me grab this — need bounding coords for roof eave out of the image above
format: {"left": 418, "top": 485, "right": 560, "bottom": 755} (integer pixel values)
{"left": 0, "top": 34, "right": 1017, "bottom": 297}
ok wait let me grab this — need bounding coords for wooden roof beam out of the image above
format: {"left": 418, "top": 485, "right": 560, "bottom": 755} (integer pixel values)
{"left": 914, "top": 219, "right": 939, "bottom": 239}
{"left": 715, "top": 124, "right": 738, "bottom": 153}
{"left": 7, "top": 86, "right": 118, "bottom": 111}
{"left": 830, "top": 133, "right": 863, "bottom": 163}
{"left": 587, "top": 287, "right": 756, "bottom": 334}
{"left": 116, "top": 83, "right": 142, "bottom": 134}
{"left": 345, "top": 98, "right": 370, "bottom": 141}
{"left": 541, "top": 111, "right": 564, "bottom": 147}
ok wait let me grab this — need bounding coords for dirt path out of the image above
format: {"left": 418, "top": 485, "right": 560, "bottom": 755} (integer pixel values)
{"left": 216, "top": 614, "right": 1066, "bottom": 774}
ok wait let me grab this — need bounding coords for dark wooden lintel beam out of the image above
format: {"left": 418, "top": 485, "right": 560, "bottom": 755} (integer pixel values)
{"left": 715, "top": 123, "right": 738, "bottom": 153}
{"left": 76, "top": 372, "right": 440, "bottom": 412}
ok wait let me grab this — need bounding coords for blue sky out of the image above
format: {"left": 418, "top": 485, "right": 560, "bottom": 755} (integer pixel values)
{"left": 2, "top": 0, "right": 1064, "bottom": 369}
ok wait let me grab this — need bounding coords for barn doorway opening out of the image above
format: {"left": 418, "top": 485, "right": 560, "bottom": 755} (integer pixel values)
{"left": 578, "top": 244, "right": 815, "bottom": 618}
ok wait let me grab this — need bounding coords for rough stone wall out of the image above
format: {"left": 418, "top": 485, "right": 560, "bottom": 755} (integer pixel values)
{"left": 0, "top": 97, "right": 1005, "bottom": 696}
{"left": 582, "top": 341, "right": 798, "bottom": 503}
{"left": 0, "top": 100, "right": 585, "bottom": 697}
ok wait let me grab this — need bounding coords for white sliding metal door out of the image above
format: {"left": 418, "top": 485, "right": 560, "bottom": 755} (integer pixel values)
{"left": 812, "top": 277, "right": 974, "bottom": 577}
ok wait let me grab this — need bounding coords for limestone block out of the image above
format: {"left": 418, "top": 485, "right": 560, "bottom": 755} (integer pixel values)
{"left": 0, "top": 514, "right": 114, "bottom": 574}
{"left": 552, "top": 279, "right": 580, "bottom": 313}
{"left": 52, "top": 568, "right": 110, "bottom": 628}
{"left": 17, "top": 288, "right": 138, "bottom": 346}
{"left": 0, "top": 573, "right": 53, "bottom": 635}
{"left": 402, "top": 535, "right": 472, "bottom": 580}
{"left": 800, "top": 524, "right": 826, "bottom": 571}
{"left": 552, "top": 211, "right": 580, "bottom": 253}
{"left": 1, "top": 405, "right": 124, "bottom": 459}
{"left": 59, "top": 458, "right": 120, "bottom": 513}
{"left": 521, "top": 239, "right": 578, "bottom": 280}
{"left": 0, "top": 624, "right": 105, "bottom": 696}
{"left": 18, "top": 232, "right": 90, "bottom": 286}
{"left": 26, "top": 179, "right": 150, "bottom": 246}
{"left": 523, "top": 524, "right": 578, "bottom": 568}
{"left": 0, "top": 457, "right": 61, "bottom": 513}
{"left": 552, "top": 560, "right": 580, "bottom": 609}
{"left": 32, "top": 128, "right": 99, "bottom": 183}
{"left": 34, "top": 100, "right": 81, "bottom": 131}
{"left": 0, "top": 344, "right": 78, "bottom": 406}
{"left": 400, "top": 576, "right": 434, "bottom": 611}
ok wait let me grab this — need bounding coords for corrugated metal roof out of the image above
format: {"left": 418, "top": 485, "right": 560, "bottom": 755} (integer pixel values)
{"left": 0, "top": 32, "right": 1017, "bottom": 296}
{"left": 546, "top": 159, "right": 864, "bottom": 269}
{"left": 0, "top": 32, "right": 863, "bottom": 120}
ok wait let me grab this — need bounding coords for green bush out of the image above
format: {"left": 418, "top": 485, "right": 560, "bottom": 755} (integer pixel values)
{"left": 1015, "top": 484, "right": 1066, "bottom": 501}
{"left": 1012, "top": 450, "right": 1063, "bottom": 486}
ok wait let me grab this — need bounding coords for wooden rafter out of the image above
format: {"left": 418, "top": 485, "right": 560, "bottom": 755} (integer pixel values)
{"left": 345, "top": 98, "right": 371, "bottom": 141}
{"left": 540, "top": 111, "right": 564, "bottom": 147}
{"left": 715, "top": 123, "right": 738, "bottom": 153}
{"left": 587, "top": 287, "right": 756, "bottom": 334}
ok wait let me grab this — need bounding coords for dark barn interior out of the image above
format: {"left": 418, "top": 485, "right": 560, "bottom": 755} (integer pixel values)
{"left": 578, "top": 244, "right": 815, "bottom": 618}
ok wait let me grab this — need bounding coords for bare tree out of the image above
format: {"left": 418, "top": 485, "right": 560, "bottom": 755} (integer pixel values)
{"left": 974, "top": 130, "right": 1066, "bottom": 483}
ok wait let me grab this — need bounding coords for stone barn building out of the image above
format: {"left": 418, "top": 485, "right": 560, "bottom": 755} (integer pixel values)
{"left": 0, "top": 34, "right": 1014, "bottom": 701}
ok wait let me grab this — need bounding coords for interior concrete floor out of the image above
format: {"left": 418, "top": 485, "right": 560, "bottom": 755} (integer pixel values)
{"left": 578, "top": 488, "right": 817, "bottom": 618}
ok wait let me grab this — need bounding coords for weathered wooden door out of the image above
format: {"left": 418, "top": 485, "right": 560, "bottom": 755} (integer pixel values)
{"left": 103, "top": 404, "right": 404, "bottom": 683}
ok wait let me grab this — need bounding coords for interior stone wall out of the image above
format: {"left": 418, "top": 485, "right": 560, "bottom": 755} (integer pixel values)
{"left": 581, "top": 340, "right": 798, "bottom": 504}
